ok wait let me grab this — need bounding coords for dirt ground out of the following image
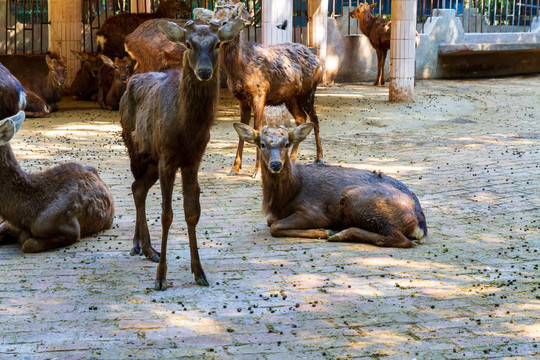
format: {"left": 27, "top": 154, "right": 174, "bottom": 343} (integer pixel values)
{"left": 1, "top": 76, "right": 539, "bottom": 359}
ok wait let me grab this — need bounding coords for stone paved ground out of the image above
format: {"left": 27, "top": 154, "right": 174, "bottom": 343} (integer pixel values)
{"left": 0, "top": 76, "right": 539, "bottom": 359}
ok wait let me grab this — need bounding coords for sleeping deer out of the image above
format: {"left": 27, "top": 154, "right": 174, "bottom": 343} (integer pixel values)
{"left": 0, "top": 63, "right": 115, "bottom": 253}
{"left": 234, "top": 123, "right": 427, "bottom": 247}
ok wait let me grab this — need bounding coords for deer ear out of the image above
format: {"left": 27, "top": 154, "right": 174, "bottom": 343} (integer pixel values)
{"left": 233, "top": 2, "right": 245, "bottom": 18}
{"left": 156, "top": 20, "right": 187, "bottom": 44}
{"left": 0, "top": 111, "right": 25, "bottom": 146}
{"left": 218, "top": 18, "right": 244, "bottom": 43}
{"left": 370, "top": 3, "right": 377, "bottom": 9}
{"left": 233, "top": 123, "right": 259, "bottom": 144}
{"left": 193, "top": 8, "right": 214, "bottom": 23}
{"left": 71, "top": 50, "right": 85, "bottom": 61}
{"left": 100, "top": 54, "right": 114, "bottom": 67}
{"left": 289, "top": 123, "right": 314, "bottom": 144}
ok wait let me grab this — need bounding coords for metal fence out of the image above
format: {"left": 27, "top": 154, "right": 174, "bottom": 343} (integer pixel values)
{"left": 2, "top": 0, "right": 50, "bottom": 54}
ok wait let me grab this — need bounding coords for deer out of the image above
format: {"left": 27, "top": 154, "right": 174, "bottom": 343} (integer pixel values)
{"left": 234, "top": 123, "right": 427, "bottom": 247}
{"left": 350, "top": 2, "right": 419, "bottom": 86}
{"left": 0, "top": 63, "right": 115, "bottom": 253}
{"left": 206, "top": 2, "right": 323, "bottom": 178}
{"left": 71, "top": 51, "right": 103, "bottom": 101}
{"left": 96, "top": 0, "right": 192, "bottom": 59}
{"left": 124, "top": 1, "right": 251, "bottom": 74}
{"left": 97, "top": 55, "right": 134, "bottom": 110}
{"left": 119, "top": 19, "right": 245, "bottom": 290}
{"left": 0, "top": 53, "right": 67, "bottom": 116}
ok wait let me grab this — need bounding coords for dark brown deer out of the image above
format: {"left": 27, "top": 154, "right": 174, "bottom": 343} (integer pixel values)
{"left": 119, "top": 19, "right": 245, "bottom": 290}
{"left": 71, "top": 51, "right": 103, "bottom": 101}
{"left": 0, "top": 54, "right": 67, "bottom": 116}
{"left": 97, "top": 55, "right": 133, "bottom": 110}
{"left": 124, "top": 2, "right": 251, "bottom": 74}
{"left": 234, "top": 123, "right": 427, "bottom": 247}
{"left": 350, "top": 2, "right": 419, "bottom": 86}
{"left": 0, "top": 63, "right": 115, "bottom": 253}
{"left": 96, "top": 0, "right": 192, "bottom": 59}
{"left": 217, "top": 4, "right": 323, "bottom": 178}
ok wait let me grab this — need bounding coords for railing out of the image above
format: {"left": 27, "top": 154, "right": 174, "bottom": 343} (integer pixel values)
{"left": 2, "top": 0, "right": 50, "bottom": 54}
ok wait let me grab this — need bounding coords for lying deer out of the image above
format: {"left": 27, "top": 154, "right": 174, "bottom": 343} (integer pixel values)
{"left": 0, "top": 63, "right": 115, "bottom": 253}
{"left": 71, "top": 51, "right": 103, "bottom": 101}
{"left": 234, "top": 123, "right": 427, "bottom": 247}
{"left": 350, "top": 2, "right": 419, "bottom": 86}
{"left": 119, "top": 19, "right": 245, "bottom": 290}
{"left": 98, "top": 55, "right": 133, "bottom": 110}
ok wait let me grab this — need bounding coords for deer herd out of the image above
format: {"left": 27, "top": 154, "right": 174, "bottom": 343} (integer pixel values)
{"left": 0, "top": 1, "right": 426, "bottom": 290}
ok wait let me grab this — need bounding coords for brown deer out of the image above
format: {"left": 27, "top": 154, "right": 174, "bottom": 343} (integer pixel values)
{"left": 96, "top": 0, "right": 192, "bottom": 59}
{"left": 71, "top": 51, "right": 103, "bottom": 101}
{"left": 124, "top": 2, "right": 251, "bottom": 74}
{"left": 234, "top": 123, "right": 427, "bottom": 247}
{"left": 0, "top": 54, "right": 67, "bottom": 116}
{"left": 350, "top": 2, "right": 419, "bottom": 86}
{"left": 215, "top": 3, "right": 323, "bottom": 178}
{"left": 119, "top": 19, "right": 245, "bottom": 290}
{"left": 0, "top": 63, "right": 114, "bottom": 253}
{"left": 97, "top": 55, "right": 134, "bottom": 110}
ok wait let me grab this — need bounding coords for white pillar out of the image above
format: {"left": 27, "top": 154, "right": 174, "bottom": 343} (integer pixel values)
{"left": 307, "top": 0, "right": 327, "bottom": 65}
{"left": 262, "top": 0, "right": 293, "bottom": 44}
{"left": 49, "top": 0, "right": 81, "bottom": 85}
{"left": 389, "top": 0, "right": 417, "bottom": 103}
{"left": 131, "top": 0, "right": 151, "bottom": 13}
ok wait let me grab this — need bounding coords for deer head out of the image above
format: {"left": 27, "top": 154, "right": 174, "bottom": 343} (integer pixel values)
{"left": 234, "top": 123, "right": 314, "bottom": 173}
{"left": 193, "top": 1, "right": 253, "bottom": 25}
{"left": 0, "top": 110, "right": 25, "bottom": 146}
{"left": 350, "top": 2, "right": 377, "bottom": 19}
{"left": 156, "top": 18, "right": 245, "bottom": 81}
{"left": 72, "top": 51, "right": 102, "bottom": 77}
{"left": 45, "top": 54, "right": 67, "bottom": 86}
{"left": 160, "top": 0, "right": 192, "bottom": 17}
{"left": 101, "top": 55, "right": 133, "bottom": 83}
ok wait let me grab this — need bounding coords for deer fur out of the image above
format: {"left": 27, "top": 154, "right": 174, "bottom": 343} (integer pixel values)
{"left": 119, "top": 19, "right": 245, "bottom": 290}
{"left": 0, "top": 54, "right": 66, "bottom": 116}
{"left": 215, "top": 4, "right": 323, "bottom": 178}
{"left": 350, "top": 2, "right": 419, "bottom": 86}
{"left": 97, "top": 55, "right": 134, "bottom": 110}
{"left": 0, "top": 63, "right": 114, "bottom": 253}
{"left": 234, "top": 123, "right": 427, "bottom": 248}
{"left": 96, "top": 0, "right": 192, "bottom": 58}
{"left": 71, "top": 51, "right": 103, "bottom": 101}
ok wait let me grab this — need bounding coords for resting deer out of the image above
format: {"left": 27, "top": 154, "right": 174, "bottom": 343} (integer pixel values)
{"left": 234, "top": 123, "right": 427, "bottom": 247}
{"left": 197, "top": 2, "right": 323, "bottom": 177}
{"left": 0, "top": 63, "right": 114, "bottom": 253}
{"left": 119, "top": 19, "right": 245, "bottom": 290}
{"left": 350, "top": 2, "right": 419, "bottom": 86}
{"left": 98, "top": 55, "right": 134, "bottom": 110}
{"left": 71, "top": 51, "right": 103, "bottom": 101}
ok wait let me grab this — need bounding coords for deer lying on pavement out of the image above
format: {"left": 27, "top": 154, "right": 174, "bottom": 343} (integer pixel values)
{"left": 71, "top": 51, "right": 103, "bottom": 101}
{"left": 119, "top": 19, "right": 245, "bottom": 290}
{"left": 234, "top": 123, "right": 427, "bottom": 247}
{"left": 98, "top": 55, "right": 134, "bottom": 110}
{"left": 350, "top": 2, "right": 419, "bottom": 86}
{"left": 0, "top": 63, "right": 114, "bottom": 253}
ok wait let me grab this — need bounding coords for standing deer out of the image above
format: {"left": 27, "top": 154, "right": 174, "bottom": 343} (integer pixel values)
{"left": 0, "top": 54, "right": 67, "bottom": 115}
{"left": 71, "top": 51, "right": 103, "bottom": 101}
{"left": 234, "top": 123, "right": 427, "bottom": 247}
{"left": 350, "top": 2, "right": 419, "bottom": 86}
{"left": 0, "top": 63, "right": 114, "bottom": 253}
{"left": 214, "top": 2, "right": 323, "bottom": 178}
{"left": 96, "top": 0, "right": 192, "bottom": 59}
{"left": 98, "top": 55, "right": 134, "bottom": 110}
{"left": 119, "top": 19, "right": 245, "bottom": 290}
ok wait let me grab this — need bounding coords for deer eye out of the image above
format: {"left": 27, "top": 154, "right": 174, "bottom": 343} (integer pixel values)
{"left": 285, "top": 142, "right": 290, "bottom": 148}
{"left": 261, "top": 143, "right": 266, "bottom": 149}
{"left": 185, "top": 42, "right": 192, "bottom": 50}
{"left": 215, "top": 42, "right": 221, "bottom": 50}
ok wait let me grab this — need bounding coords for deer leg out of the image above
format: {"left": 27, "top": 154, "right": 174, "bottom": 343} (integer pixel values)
{"left": 270, "top": 213, "right": 332, "bottom": 239}
{"left": 374, "top": 49, "right": 382, "bottom": 86}
{"left": 0, "top": 221, "right": 19, "bottom": 243}
{"left": 302, "top": 90, "right": 323, "bottom": 164}
{"left": 181, "top": 165, "right": 208, "bottom": 286}
{"left": 131, "top": 165, "right": 159, "bottom": 261}
{"left": 380, "top": 49, "right": 388, "bottom": 85}
{"left": 154, "top": 158, "right": 178, "bottom": 291}
{"left": 251, "top": 100, "right": 266, "bottom": 179}
{"left": 284, "top": 100, "right": 307, "bottom": 162}
{"left": 229, "top": 102, "right": 252, "bottom": 176}
{"left": 21, "top": 218, "right": 81, "bottom": 253}
{"left": 328, "top": 227, "right": 412, "bottom": 248}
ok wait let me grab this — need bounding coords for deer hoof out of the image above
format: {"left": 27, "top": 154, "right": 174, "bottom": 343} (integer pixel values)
{"left": 228, "top": 169, "right": 239, "bottom": 176}
{"left": 195, "top": 274, "right": 209, "bottom": 286}
{"left": 314, "top": 159, "right": 324, "bottom": 165}
{"left": 154, "top": 279, "right": 168, "bottom": 291}
{"left": 130, "top": 246, "right": 143, "bottom": 256}
{"left": 327, "top": 233, "right": 341, "bottom": 242}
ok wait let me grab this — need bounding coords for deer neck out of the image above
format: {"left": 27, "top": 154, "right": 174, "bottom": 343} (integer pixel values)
{"left": 359, "top": 11, "right": 375, "bottom": 36}
{"left": 261, "top": 160, "right": 302, "bottom": 216}
{"left": 0, "top": 145, "right": 36, "bottom": 218}
{"left": 45, "top": 72, "right": 62, "bottom": 103}
{"left": 219, "top": 36, "right": 244, "bottom": 79}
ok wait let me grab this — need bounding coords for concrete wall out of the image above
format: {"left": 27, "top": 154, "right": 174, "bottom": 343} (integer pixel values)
{"left": 327, "top": 9, "right": 540, "bottom": 83}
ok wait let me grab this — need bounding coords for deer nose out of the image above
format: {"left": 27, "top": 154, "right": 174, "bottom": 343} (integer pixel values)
{"left": 59, "top": 79, "right": 65, "bottom": 85}
{"left": 270, "top": 161, "right": 282, "bottom": 172}
{"left": 121, "top": 76, "right": 127, "bottom": 81}
{"left": 198, "top": 68, "right": 212, "bottom": 80}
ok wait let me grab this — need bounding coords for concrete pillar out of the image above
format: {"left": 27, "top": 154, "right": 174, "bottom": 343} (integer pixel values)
{"left": 262, "top": 0, "right": 293, "bottom": 44}
{"left": 307, "top": 0, "right": 327, "bottom": 65}
{"left": 49, "top": 0, "right": 81, "bottom": 85}
{"left": 389, "top": 0, "right": 417, "bottom": 103}
{"left": 131, "top": 0, "right": 151, "bottom": 13}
